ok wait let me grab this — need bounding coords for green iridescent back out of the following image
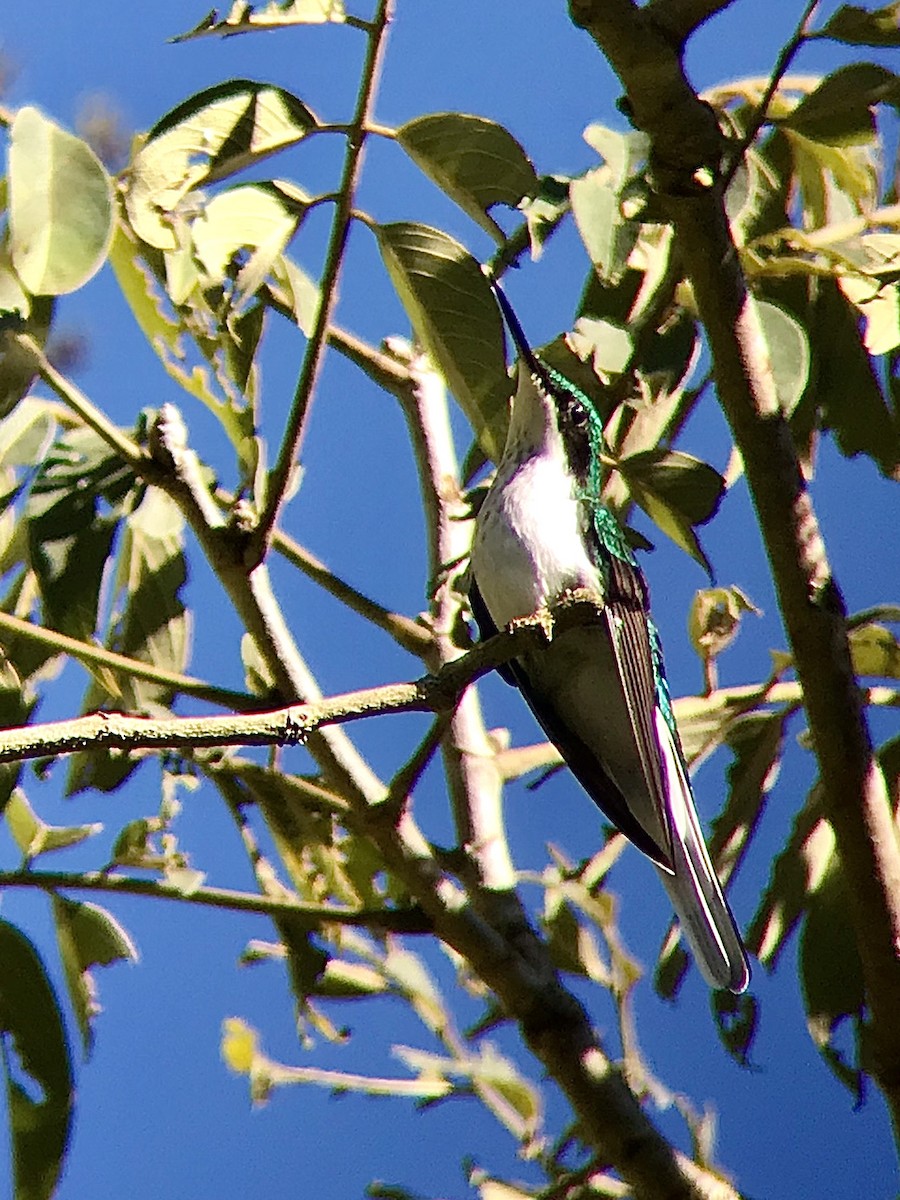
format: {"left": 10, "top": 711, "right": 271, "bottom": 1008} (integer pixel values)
{"left": 538, "top": 359, "right": 681, "bottom": 745}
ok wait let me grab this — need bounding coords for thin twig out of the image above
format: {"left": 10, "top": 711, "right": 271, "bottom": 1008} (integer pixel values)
{"left": 0, "top": 869, "right": 431, "bottom": 931}
{"left": 720, "top": 0, "right": 820, "bottom": 192}
{"left": 251, "top": 0, "right": 395, "bottom": 556}
{"left": 11, "top": 333, "right": 146, "bottom": 469}
{"left": 0, "top": 610, "right": 254, "bottom": 712}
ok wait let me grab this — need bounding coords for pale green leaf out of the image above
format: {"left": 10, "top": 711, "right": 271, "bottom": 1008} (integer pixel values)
{"left": 268, "top": 253, "right": 320, "bottom": 336}
{"left": 570, "top": 169, "right": 638, "bottom": 286}
{"left": 848, "top": 622, "right": 900, "bottom": 677}
{"left": 9, "top": 107, "right": 114, "bottom": 295}
{"left": 52, "top": 897, "right": 138, "bottom": 1059}
{"left": 757, "top": 300, "right": 810, "bottom": 416}
{"left": 175, "top": 0, "right": 345, "bottom": 41}
{"left": 108, "top": 223, "right": 256, "bottom": 456}
{"left": 126, "top": 81, "right": 318, "bottom": 249}
{"left": 191, "top": 181, "right": 310, "bottom": 300}
{"left": 5, "top": 791, "right": 102, "bottom": 862}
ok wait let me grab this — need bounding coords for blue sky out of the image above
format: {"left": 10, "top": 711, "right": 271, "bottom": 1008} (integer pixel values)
{"left": 0, "top": 3, "right": 898, "bottom": 1198}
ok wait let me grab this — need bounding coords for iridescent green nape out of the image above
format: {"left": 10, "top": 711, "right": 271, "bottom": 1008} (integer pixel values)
{"left": 539, "top": 360, "right": 636, "bottom": 570}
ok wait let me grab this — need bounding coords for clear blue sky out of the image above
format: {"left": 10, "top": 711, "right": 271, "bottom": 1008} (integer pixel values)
{"left": 0, "top": 3, "right": 897, "bottom": 1198}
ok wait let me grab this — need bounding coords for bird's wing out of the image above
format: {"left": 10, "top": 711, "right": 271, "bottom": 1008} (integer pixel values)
{"left": 654, "top": 708, "right": 750, "bottom": 992}
{"left": 601, "top": 554, "right": 674, "bottom": 865}
{"left": 469, "top": 572, "right": 675, "bottom": 868}
{"left": 468, "top": 577, "right": 517, "bottom": 686}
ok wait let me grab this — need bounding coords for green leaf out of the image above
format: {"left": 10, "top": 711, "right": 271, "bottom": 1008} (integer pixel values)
{"left": 108, "top": 223, "right": 257, "bottom": 460}
{"left": 174, "top": 0, "right": 345, "bottom": 40}
{"left": 0, "top": 918, "right": 74, "bottom": 1200}
{"left": 785, "top": 131, "right": 878, "bottom": 225}
{"left": 800, "top": 865, "right": 865, "bottom": 1097}
{"left": 8, "top": 107, "right": 114, "bottom": 295}
{"left": 191, "top": 180, "right": 310, "bottom": 303}
{"left": 66, "top": 487, "right": 188, "bottom": 795}
{"left": 376, "top": 222, "right": 509, "bottom": 460}
{"left": 848, "top": 621, "right": 900, "bottom": 677}
{"left": 570, "top": 170, "right": 638, "bottom": 286}
{"left": 618, "top": 450, "right": 725, "bottom": 572}
{"left": 126, "top": 81, "right": 319, "bottom": 249}
{"left": 782, "top": 63, "right": 900, "bottom": 145}
{"left": 52, "top": 897, "right": 138, "bottom": 1058}
{"left": 25, "top": 426, "right": 130, "bottom": 640}
{"left": 519, "top": 173, "right": 571, "bottom": 260}
{"left": 5, "top": 791, "right": 102, "bottom": 862}
{"left": 688, "top": 586, "right": 760, "bottom": 666}
{"left": 817, "top": 3, "right": 900, "bottom": 47}
{"left": 747, "top": 795, "right": 831, "bottom": 969}
{"left": 267, "top": 254, "right": 320, "bottom": 336}
{"left": 757, "top": 300, "right": 810, "bottom": 416}
{"left": 0, "top": 398, "right": 57, "bottom": 470}
{"left": 397, "top": 113, "right": 538, "bottom": 241}
{"left": 570, "top": 125, "right": 646, "bottom": 285}
{"left": 812, "top": 280, "right": 899, "bottom": 477}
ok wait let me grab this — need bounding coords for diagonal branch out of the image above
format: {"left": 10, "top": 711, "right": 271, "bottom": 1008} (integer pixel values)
{"left": 569, "top": 0, "right": 900, "bottom": 1145}
{"left": 251, "top": 0, "right": 395, "bottom": 555}
{"left": 0, "top": 870, "right": 431, "bottom": 932}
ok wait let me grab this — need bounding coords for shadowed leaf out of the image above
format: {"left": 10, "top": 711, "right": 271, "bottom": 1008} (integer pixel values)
{"left": 0, "top": 919, "right": 74, "bottom": 1200}
{"left": 398, "top": 114, "right": 537, "bottom": 241}
{"left": 52, "top": 898, "right": 138, "bottom": 1058}
{"left": 377, "top": 222, "right": 509, "bottom": 460}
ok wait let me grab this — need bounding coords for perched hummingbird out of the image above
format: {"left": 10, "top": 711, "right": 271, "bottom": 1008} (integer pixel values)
{"left": 469, "top": 285, "right": 749, "bottom": 993}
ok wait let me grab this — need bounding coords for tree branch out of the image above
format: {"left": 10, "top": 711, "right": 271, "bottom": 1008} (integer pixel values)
{"left": 0, "top": 870, "right": 431, "bottom": 932}
{"left": 392, "top": 342, "right": 517, "bottom": 893}
{"left": 251, "top": 0, "right": 395, "bottom": 554}
{"left": 569, "top": 0, "right": 900, "bottom": 1143}
{"left": 0, "top": 610, "right": 254, "bottom": 712}
{"left": 645, "top": 0, "right": 737, "bottom": 46}
{"left": 0, "top": 599, "right": 607, "bottom": 767}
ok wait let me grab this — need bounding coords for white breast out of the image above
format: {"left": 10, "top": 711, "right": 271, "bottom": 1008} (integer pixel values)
{"left": 472, "top": 449, "right": 601, "bottom": 628}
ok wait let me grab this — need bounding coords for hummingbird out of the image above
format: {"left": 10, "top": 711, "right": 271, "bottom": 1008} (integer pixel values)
{"left": 469, "top": 284, "right": 749, "bottom": 993}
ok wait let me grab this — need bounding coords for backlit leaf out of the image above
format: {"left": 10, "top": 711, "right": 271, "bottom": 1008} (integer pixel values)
{"left": 5, "top": 790, "right": 102, "bottom": 862}
{"left": 758, "top": 300, "right": 810, "bottom": 416}
{"left": 52, "top": 897, "right": 138, "bottom": 1058}
{"left": 108, "top": 223, "right": 256, "bottom": 459}
{"left": 126, "top": 81, "right": 318, "bottom": 249}
{"left": 191, "top": 180, "right": 310, "bottom": 302}
{"left": 9, "top": 107, "right": 113, "bottom": 295}
{"left": 174, "top": 0, "right": 345, "bottom": 40}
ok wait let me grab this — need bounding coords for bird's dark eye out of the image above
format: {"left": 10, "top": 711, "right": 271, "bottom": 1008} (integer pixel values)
{"left": 569, "top": 399, "right": 588, "bottom": 428}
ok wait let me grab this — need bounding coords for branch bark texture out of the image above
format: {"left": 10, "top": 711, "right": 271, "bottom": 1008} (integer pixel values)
{"left": 569, "top": 0, "right": 900, "bottom": 1140}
